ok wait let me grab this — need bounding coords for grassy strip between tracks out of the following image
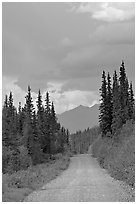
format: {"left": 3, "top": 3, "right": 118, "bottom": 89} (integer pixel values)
{"left": 2, "top": 153, "right": 71, "bottom": 202}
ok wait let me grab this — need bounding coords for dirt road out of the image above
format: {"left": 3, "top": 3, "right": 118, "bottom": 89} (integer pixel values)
{"left": 24, "top": 154, "right": 134, "bottom": 202}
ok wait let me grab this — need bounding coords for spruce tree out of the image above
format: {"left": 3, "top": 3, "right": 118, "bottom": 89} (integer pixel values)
{"left": 23, "top": 86, "right": 34, "bottom": 156}
{"left": 124, "top": 77, "right": 130, "bottom": 121}
{"left": 8, "top": 92, "right": 14, "bottom": 113}
{"left": 17, "top": 102, "right": 23, "bottom": 136}
{"left": 119, "top": 61, "right": 129, "bottom": 124}
{"left": 31, "top": 110, "right": 41, "bottom": 164}
{"left": 3, "top": 94, "right": 8, "bottom": 108}
{"left": 51, "top": 101, "right": 57, "bottom": 125}
{"left": 44, "top": 91, "right": 51, "bottom": 154}
{"left": 111, "top": 70, "right": 122, "bottom": 135}
{"left": 32, "top": 111, "right": 38, "bottom": 142}
{"left": 106, "top": 72, "right": 113, "bottom": 135}
{"left": 19, "top": 106, "right": 26, "bottom": 145}
{"left": 50, "top": 101, "right": 57, "bottom": 154}
{"left": 2, "top": 95, "right": 9, "bottom": 147}
{"left": 25, "top": 86, "right": 34, "bottom": 121}
{"left": 37, "top": 89, "right": 44, "bottom": 116}
{"left": 36, "top": 89, "right": 45, "bottom": 152}
{"left": 7, "top": 92, "right": 17, "bottom": 147}
{"left": 128, "top": 82, "right": 135, "bottom": 120}
{"left": 99, "top": 71, "right": 108, "bottom": 136}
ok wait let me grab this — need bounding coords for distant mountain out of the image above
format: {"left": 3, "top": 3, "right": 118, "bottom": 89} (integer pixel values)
{"left": 57, "top": 104, "right": 100, "bottom": 134}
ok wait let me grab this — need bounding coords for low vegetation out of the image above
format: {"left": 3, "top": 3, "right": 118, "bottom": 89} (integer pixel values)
{"left": 2, "top": 153, "right": 71, "bottom": 202}
{"left": 92, "top": 120, "right": 135, "bottom": 187}
{"left": 92, "top": 121, "right": 135, "bottom": 188}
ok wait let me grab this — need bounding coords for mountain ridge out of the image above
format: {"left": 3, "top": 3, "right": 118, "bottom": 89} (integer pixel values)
{"left": 57, "top": 104, "right": 100, "bottom": 133}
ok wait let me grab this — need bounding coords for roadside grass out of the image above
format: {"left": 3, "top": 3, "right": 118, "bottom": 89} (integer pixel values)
{"left": 92, "top": 120, "right": 135, "bottom": 188}
{"left": 2, "top": 153, "right": 70, "bottom": 202}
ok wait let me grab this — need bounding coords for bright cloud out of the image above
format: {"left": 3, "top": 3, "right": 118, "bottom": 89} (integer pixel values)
{"left": 69, "top": 2, "right": 135, "bottom": 22}
{"left": 2, "top": 76, "right": 26, "bottom": 107}
{"left": 46, "top": 82, "right": 99, "bottom": 114}
{"left": 2, "top": 78, "right": 99, "bottom": 114}
{"left": 2, "top": 76, "right": 37, "bottom": 109}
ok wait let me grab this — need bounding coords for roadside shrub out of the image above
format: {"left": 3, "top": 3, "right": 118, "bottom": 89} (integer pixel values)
{"left": 18, "top": 146, "right": 32, "bottom": 170}
{"left": 2, "top": 145, "right": 32, "bottom": 174}
{"left": 3, "top": 154, "right": 70, "bottom": 193}
{"left": 2, "top": 146, "right": 14, "bottom": 173}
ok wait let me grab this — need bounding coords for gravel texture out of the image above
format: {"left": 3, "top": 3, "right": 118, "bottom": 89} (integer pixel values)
{"left": 24, "top": 154, "right": 135, "bottom": 202}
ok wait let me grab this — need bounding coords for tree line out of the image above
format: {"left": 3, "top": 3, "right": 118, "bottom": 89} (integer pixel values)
{"left": 70, "top": 127, "right": 100, "bottom": 154}
{"left": 2, "top": 86, "right": 70, "bottom": 173}
{"left": 99, "top": 61, "right": 135, "bottom": 138}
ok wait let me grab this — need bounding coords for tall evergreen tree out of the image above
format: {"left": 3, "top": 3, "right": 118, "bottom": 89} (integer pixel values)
{"left": 111, "top": 70, "right": 122, "bottom": 135}
{"left": 119, "top": 61, "right": 129, "bottom": 123}
{"left": 44, "top": 91, "right": 51, "bottom": 154}
{"left": 2, "top": 95, "right": 9, "bottom": 147}
{"left": 19, "top": 106, "right": 26, "bottom": 145}
{"left": 106, "top": 72, "right": 113, "bottom": 134}
{"left": 17, "top": 102, "right": 23, "bottom": 136}
{"left": 51, "top": 101, "right": 56, "bottom": 125}
{"left": 124, "top": 77, "right": 130, "bottom": 120}
{"left": 128, "top": 82, "right": 135, "bottom": 120}
{"left": 3, "top": 94, "right": 8, "bottom": 108}
{"left": 25, "top": 86, "right": 34, "bottom": 121}
{"left": 31, "top": 110, "right": 41, "bottom": 164}
{"left": 7, "top": 92, "right": 17, "bottom": 147}
{"left": 8, "top": 92, "right": 14, "bottom": 115}
{"left": 36, "top": 89, "right": 45, "bottom": 152}
{"left": 32, "top": 111, "right": 38, "bottom": 142}
{"left": 50, "top": 101, "right": 57, "bottom": 153}
{"left": 99, "top": 71, "right": 108, "bottom": 136}
{"left": 23, "top": 86, "right": 34, "bottom": 156}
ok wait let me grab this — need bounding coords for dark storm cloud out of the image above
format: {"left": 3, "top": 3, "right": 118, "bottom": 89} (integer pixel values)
{"left": 2, "top": 2, "right": 135, "bottom": 112}
{"left": 60, "top": 43, "right": 134, "bottom": 80}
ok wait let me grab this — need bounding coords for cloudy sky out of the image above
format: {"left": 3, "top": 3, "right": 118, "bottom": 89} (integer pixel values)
{"left": 2, "top": 2, "right": 135, "bottom": 114}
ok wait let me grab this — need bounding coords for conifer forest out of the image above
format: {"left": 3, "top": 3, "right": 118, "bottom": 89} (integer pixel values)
{"left": 2, "top": 61, "right": 135, "bottom": 175}
{"left": 2, "top": 88, "right": 70, "bottom": 173}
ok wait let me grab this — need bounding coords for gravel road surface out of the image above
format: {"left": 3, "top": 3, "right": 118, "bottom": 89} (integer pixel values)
{"left": 24, "top": 154, "right": 134, "bottom": 202}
